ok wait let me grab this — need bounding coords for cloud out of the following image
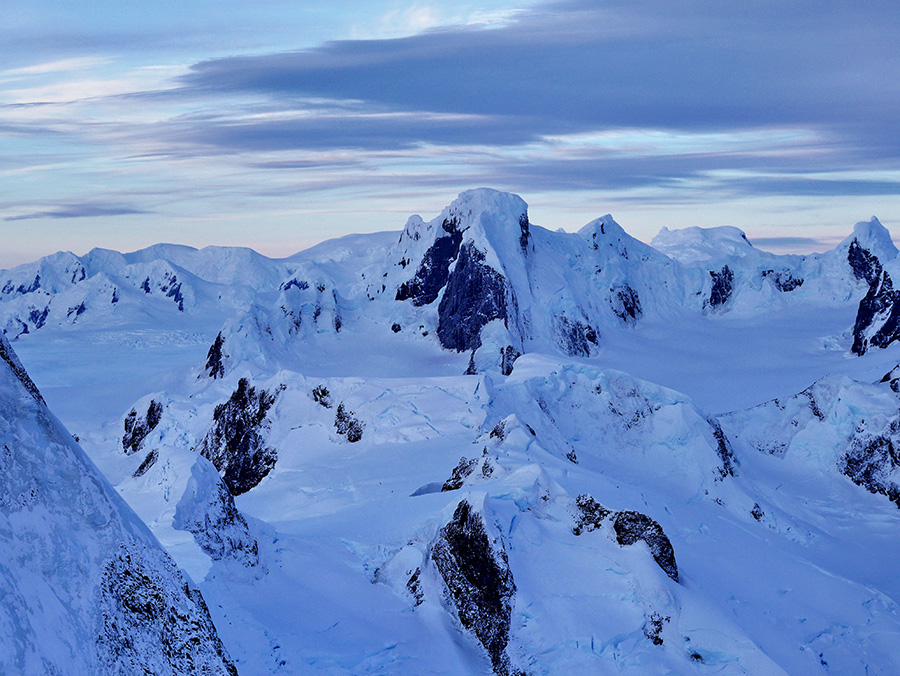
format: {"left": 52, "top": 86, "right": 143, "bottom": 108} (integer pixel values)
{"left": 181, "top": 0, "right": 900, "bottom": 144}
{"left": 4, "top": 204, "right": 149, "bottom": 221}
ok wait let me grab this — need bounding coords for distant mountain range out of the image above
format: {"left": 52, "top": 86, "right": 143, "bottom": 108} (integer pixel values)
{"left": 3, "top": 189, "right": 900, "bottom": 675}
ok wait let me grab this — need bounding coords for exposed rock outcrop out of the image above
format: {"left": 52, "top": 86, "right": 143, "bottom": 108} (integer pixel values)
{"left": 613, "top": 511, "right": 679, "bottom": 582}
{"left": 839, "top": 428, "right": 900, "bottom": 508}
{"left": 198, "top": 378, "right": 280, "bottom": 496}
{"left": 431, "top": 500, "right": 521, "bottom": 676}
{"left": 204, "top": 332, "right": 227, "bottom": 379}
{"left": 97, "top": 543, "right": 239, "bottom": 675}
{"left": 334, "top": 402, "right": 364, "bottom": 442}
{"left": 173, "top": 459, "right": 260, "bottom": 567}
{"left": 706, "top": 265, "right": 734, "bottom": 309}
{"left": 396, "top": 216, "right": 463, "bottom": 306}
{"left": 123, "top": 399, "right": 163, "bottom": 455}
{"left": 437, "top": 243, "right": 509, "bottom": 352}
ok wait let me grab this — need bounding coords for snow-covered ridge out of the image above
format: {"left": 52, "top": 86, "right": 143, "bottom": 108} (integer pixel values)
{"left": 6, "top": 189, "right": 900, "bottom": 674}
{"left": 0, "top": 333, "right": 237, "bottom": 674}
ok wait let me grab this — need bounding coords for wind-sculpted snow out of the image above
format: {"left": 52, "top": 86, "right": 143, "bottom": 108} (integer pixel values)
{"left": 721, "top": 374, "right": 900, "bottom": 510}
{"left": 491, "top": 359, "right": 739, "bottom": 491}
{"left": 0, "top": 334, "right": 236, "bottom": 675}
{"left": 173, "top": 457, "right": 260, "bottom": 567}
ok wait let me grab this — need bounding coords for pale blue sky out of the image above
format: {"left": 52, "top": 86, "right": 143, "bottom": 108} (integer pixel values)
{"left": 1, "top": 1, "right": 899, "bottom": 267}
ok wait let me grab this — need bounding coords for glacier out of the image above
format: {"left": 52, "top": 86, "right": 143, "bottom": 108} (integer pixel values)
{"left": 3, "top": 188, "right": 900, "bottom": 674}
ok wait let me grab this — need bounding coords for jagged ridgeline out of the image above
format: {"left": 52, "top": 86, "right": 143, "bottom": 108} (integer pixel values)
{"left": 6, "top": 189, "right": 900, "bottom": 676}
{"left": 0, "top": 333, "right": 237, "bottom": 675}
{"left": 170, "top": 189, "right": 900, "bottom": 384}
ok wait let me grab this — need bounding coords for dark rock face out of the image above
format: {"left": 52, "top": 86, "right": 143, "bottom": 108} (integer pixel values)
{"left": 0, "top": 336, "right": 44, "bottom": 404}
{"left": 2, "top": 273, "right": 41, "bottom": 296}
{"left": 163, "top": 276, "right": 185, "bottom": 312}
{"left": 851, "top": 271, "right": 900, "bottom": 355}
{"left": 613, "top": 511, "right": 679, "bottom": 582}
{"left": 848, "top": 239, "right": 883, "bottom": 284}
{"left": 846, "top": 239, "right": 900, "bottom": 356}
{"left": 500, "top": 345, "right": 520, "bottom": 376}
{"left": 707, "top": 418, "right": 738, "bottom": 479}
{"left": 174, "top": 469, "right": 260, "bottom": 567}
{"left": 123, "top": 400, "right": 164, "bottom": 455}
{"left": 334, "top": 403, "right": 364, "bottom": 442}
{"left": 67, "top": 302, "right": 87, "bottom": 319}
{"left": 572, "top": 494, "right": 611, "bottom": 535}
{"left": 751, "top": 503, "right": 765, "bottom": 521}
{"left": 762, "top": 269, "right": 804, "bottom": 292}
{"left": 442, "top": 457, "right": 480, "bottom": 491}
{"left": 198, "top": 378, "right": 279, "bottom": 496}
{"left": 707, "top": 266, "right": 734, "bottom": 308}
{"left": 96, "top": 543, "right": 239, "bottom": 676}
{"left": 396, "top": 217, "right": 464, "bottom": 306}
{"left": 204, "top": 332, "right": 227, "bottom": 379}
{"left": 880, "top": 365, "right": 900, "bottom": 393}
{"left": 609, "top": 284, "right": 642, "bottom": 324}
{"left": 839, "top": 429, "right": 900, "bottom": 508}
{"left": 643, "top": 612, "right": 670, "bottom": 646}
{"left": 553, "top": 314, "right": 599, "bottom": 357}
{"left": 312, "top": 384, "right": 333, "bottom": 408}
{"left": 437, "top": 243, "right": 509, "bottom": 352}
{"left": 133, "top": 449, "right": 159, "bottom": 478}
{"left": 28, "top": 306, "right": 49, "bottom": 329}
{"left": 518, "top": 213, "right": 531, "bottom": 254}
{"left": 431, "top": 500, "right": 519, "bottom": 676}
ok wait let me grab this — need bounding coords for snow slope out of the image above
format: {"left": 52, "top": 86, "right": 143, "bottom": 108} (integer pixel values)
{"left": 0, "top": 334, "right": 237, "bottom": 675}
{"left": 5, "top": 189, "right": 900, "bottom": 674}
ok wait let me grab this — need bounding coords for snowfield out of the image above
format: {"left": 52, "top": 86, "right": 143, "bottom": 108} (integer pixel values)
{"left": 4, "top": 188, "right": 900, "bottom": 674}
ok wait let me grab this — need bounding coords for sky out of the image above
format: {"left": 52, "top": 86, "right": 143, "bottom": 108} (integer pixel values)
{"left": 1, "top": 1, "right": 899, "bottom": 267}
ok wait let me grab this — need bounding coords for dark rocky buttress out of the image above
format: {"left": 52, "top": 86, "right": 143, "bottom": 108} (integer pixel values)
{"left": 198, "top": 378, "right": 280, "bottom": 496}
{"left": 431, "top": 500, "right": 521, "bottom": 676}
{"left": 707, "top": 418, "right": 738, "bottom": 479}
{"left": 553, "top": 314, "right": 599, "bottom": 357}
{"left": 848, "top": 239, "right": 883, "bottom": 285}
{"left": 613, "top": 511, "right": 679, "bottom": 582}
{"left": 174, "top": 468, "right": 260, "bottom": 567}
{"left": 96, "top": 543, "right": 239, "bottom": 675}
{"left": 436, "top": 243, "right": 509, "bottom": 352}
{"left": 204, "top": 332, "right": 227, "bottom": 379}
{"left": 839, "top": 427, "right": 900, "bottom": 508}
{"left": 123, "top": 400, "right": 163, "bottom": 455}
{"left": 609, "top": 284, "right": 642, "bottom": 325}
{"left": 396, "top": 217, "right": 464, "bottom": 306}
{"left": 0, "top": 336, "right": 44, "bottom": 404}
{"left": 707, "top": 266, "right": 734, "bottom": 309}
{"left": 851, "top": 271, "right": 900, "bottom": 355}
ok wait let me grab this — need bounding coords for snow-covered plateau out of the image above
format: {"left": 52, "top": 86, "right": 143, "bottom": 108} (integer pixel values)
{"left": 3, "top": 188, "right": 900, "bottom": 674}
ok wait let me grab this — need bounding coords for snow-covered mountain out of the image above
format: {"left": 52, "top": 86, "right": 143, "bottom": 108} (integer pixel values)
{"left": 0, "top": 333, "right": 237, "bottom": 675}
{"left": 5, "top": 188, "right": 900, "bottom": 674}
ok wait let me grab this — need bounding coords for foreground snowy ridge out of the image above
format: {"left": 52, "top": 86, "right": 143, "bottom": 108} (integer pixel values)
{"left": 0, "top": 333, "right": 238, "bottom": 675}
{"left": 4, "top": 189, "right": 900, "bottom": 674}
